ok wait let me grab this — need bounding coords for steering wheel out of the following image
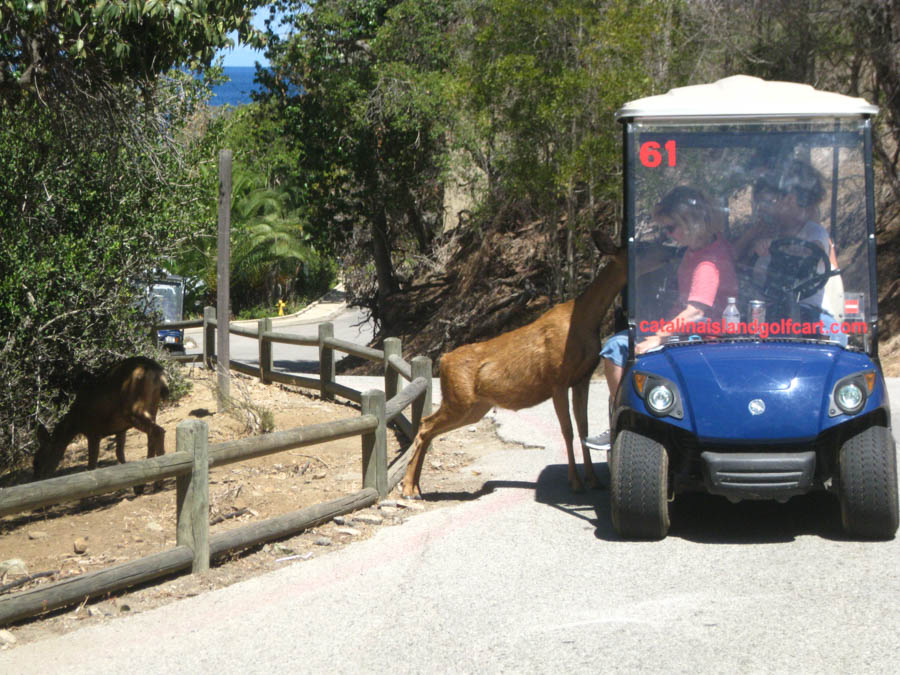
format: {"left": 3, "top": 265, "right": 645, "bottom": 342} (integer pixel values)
{"left": 766, "top": 237, "right": 834, "bottom": 301}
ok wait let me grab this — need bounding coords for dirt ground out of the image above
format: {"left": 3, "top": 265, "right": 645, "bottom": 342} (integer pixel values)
{"left": 0, "top": 365, "right": 522, "bottom": 649}
{"left": 881, "top": 333, "right": 900, "bottom": 377}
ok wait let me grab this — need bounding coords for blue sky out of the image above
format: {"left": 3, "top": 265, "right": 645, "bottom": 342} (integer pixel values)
{"left": 218, "top": 8, "right": 281, "bottom": 68}
{"left": 220, "top": 40, "right": 268, "bottom": 68}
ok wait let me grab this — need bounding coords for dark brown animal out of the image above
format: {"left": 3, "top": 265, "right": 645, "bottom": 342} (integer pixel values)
{"left": 34, "top": 357, "right": 169, "bottom": 482}
{"left": 402, "top": 233, "right": 628, "bottom": 498}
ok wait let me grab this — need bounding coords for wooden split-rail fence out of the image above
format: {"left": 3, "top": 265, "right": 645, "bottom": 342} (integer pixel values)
{"left": 0, "top": 308, "right": 432, "bottom": 625}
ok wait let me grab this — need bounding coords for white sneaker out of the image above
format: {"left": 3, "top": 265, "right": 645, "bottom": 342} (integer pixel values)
{"left": 583, "top": 430, "right": 611, "bottom": 451}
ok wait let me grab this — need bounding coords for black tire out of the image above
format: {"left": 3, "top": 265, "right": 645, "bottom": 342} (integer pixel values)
{"left": 838, "top": 426, "right": 899, "bottom": 539}
{"left": 610, "top": 430, "right": 670, "bottom": 539}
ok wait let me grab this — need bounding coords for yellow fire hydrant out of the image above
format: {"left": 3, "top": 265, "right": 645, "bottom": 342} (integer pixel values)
{"left": 277, "top": 299, "right": 287, "bottom": 317}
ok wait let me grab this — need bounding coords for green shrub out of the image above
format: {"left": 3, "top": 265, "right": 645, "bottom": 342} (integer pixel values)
{"left": 0, "top": 83, "right": 211, "bottom": 472}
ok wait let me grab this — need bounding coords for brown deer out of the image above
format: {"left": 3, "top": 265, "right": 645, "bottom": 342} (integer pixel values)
{"left": 34, "top": 357, "right": 170, "bottom": 485}
{"left": 401, "top": 232, "right": 635, "bottom": 498}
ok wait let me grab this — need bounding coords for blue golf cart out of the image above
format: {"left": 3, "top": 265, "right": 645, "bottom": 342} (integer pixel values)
{"left": 148, "top": 275, "right": 185, "bottom": 352}
{"left": 608, "top": 76, "right": 898, "bottom": 539}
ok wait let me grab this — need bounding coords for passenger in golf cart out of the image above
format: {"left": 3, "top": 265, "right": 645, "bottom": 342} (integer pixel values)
{"left": 732, "top": 157, "right": 846, "bottom": 344}
{"left": 600, "top": 185, "right": 737, "bottom": 397}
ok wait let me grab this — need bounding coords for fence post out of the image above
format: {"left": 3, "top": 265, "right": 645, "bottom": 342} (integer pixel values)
{"left": 410, "top": 356, "right": 433, "bottom": 437}
{"left": 318, "top": 322, "right": 335, "bottom": 400}
{"left": 361, "top": 390, "right": 387, "bottom": 497}
{"left": 217, "top": 149, "right": 232, "bottom": 411}
{"left": 176, "top": 419, "right": 210, "bottom": 574}
{"left": 383, "top": 337, "right": 402, "bottom": 402}
{"left": 258, "top": 317, "right": 273, "bottom": 384}
{"left": 203, "top": 306, "right": 216, "bottom": 370}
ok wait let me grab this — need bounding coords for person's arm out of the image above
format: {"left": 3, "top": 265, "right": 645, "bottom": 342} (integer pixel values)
{"left": 733, "top": 222, "right": 764, "bottom": 259}
{"left": 636, "top": 256, "right": 721, "bottom": 352}
{"left": 733, "top": 220, "right": 779, "bottom": 260}
{"left": 637, "top": 302, "right": 708, "bottom": 352}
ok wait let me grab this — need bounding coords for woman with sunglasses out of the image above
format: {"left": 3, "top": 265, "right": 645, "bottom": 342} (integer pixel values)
{"left": 600, "top": 186, "right": 737, "bottom": 399}
{"left": 637, "top": 186, "right": 738, "bottom": 352}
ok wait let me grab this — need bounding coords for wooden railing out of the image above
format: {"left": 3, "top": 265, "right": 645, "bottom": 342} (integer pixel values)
{"left": 0, "top": 309, "right": 431, "bottom": 625}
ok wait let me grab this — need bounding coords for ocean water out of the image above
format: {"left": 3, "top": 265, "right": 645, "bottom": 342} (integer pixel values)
{"left": 210, "top": 67, "right": 263, "bottom": 107}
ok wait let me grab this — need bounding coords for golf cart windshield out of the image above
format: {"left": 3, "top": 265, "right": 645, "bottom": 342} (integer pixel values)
{"left": 149, "top": 281, "right": 183, "bottom": 323}
{"left": 626, "top": 117, "right": 875, "bottom": 354}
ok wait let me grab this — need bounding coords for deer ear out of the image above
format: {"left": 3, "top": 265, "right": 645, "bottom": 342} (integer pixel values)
{"left": 590, "top": 229, "right": 621, "bottom": 257}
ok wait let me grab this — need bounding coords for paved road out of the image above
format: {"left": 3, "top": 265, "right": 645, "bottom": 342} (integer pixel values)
{"left": 4, "top": 319, "right": 899, "bottom": 671}
{"left": 183, "top": 301, "right": 375, "bottom": 373}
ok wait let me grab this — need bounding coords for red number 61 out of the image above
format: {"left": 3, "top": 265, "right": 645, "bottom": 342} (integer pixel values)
{"left": 639, "top": 140, "right": 677, "bottom": 168}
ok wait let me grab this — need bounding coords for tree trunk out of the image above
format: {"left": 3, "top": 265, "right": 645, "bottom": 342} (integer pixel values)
{"left": 405, "top": 187, "right": 430, "bottom": 252}
{"left": 371, "top": 208, "right": 397, "bottom": 317}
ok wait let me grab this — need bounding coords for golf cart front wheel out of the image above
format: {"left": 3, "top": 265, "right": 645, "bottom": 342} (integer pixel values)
{"left": 838, "top": 425, "right": 899, "bottom": 539}
{"left": 610, "top": 430, "right": 671, "bottom": 539}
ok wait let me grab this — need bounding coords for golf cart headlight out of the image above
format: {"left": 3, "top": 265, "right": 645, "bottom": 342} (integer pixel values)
{"left": 830, "top": 372, "right": 873, "bottom": 417}
{"left": 646, "top": 384, "right": 675, "bottom": 414}
{"left": 836, "top": 382, "right": 865, "bottom": 414}
{"left": 633, "top": 372, "right": 683, "bottom": 419}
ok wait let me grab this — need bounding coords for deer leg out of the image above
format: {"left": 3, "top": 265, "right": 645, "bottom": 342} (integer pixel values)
{"left": 129, "top": 413, "right": 166, "bottom": 460}
{"left": 115, "top": 432, "right": 127, "bottom": 464}
{"left": 571, "top": 376, "right": 598, "bottom": 489}
{"left": 129, "top": 413, "right": 166, "bottom": 493}
{"left": 403, "top": 406, "right": 460, "bottom": 499}
{"left": 150, "top": 425, "right": 165, "bottom": 460}
{"left": 87, "top": 435, "right": 101, "bottom": 471}
{"left": 401, "top": 401, "right": 491, "bottom": 498}
{"left": 551, "top": 388, "right": 584, "bottom": 493}
{"left": 402, "top": 433, "right": 433, "bottom": 499}
{"left": 148, "top": 402, "right": 162, "bottom": 458}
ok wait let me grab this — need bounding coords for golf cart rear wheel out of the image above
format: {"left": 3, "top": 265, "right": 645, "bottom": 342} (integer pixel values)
{"left": 610, "top": 430, "right": 670, "bottom": 539}
{"left": 838, "top": 426, "right": 899, "bottom": 539}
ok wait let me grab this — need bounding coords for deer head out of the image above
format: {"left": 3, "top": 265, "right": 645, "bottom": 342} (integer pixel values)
{"left": 590, "top": 229, "right": 622, "bottom": 257}
{"left": 34, "top": 422, "right": 68, "bottom": 480}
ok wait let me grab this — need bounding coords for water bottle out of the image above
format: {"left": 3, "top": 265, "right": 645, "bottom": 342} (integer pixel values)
{"left": 722, "top": 297, "right": 740, "bottom": 334}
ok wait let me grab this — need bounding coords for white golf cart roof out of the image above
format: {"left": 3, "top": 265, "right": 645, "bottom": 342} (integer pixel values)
{"left": 616, "top": 75, "right": 878, "bottom": 121}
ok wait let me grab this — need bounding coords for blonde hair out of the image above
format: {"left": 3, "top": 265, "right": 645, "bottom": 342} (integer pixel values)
{"left": 654, "top": 186, "right": 719, "bottom": 247}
